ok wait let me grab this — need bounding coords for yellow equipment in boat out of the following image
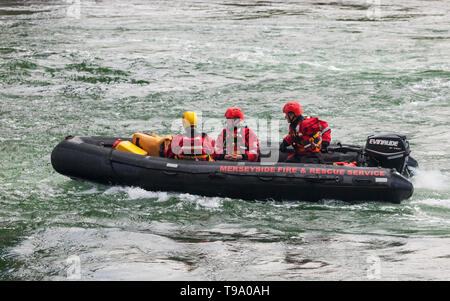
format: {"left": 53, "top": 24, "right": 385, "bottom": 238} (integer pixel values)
{"left": 132, "top": 132, "right": 173, "bottom": 157}
{"left": 112, "top": 139, "right": 148, "bottom": 156}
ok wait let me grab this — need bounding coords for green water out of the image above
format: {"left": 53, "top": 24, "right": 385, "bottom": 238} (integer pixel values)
{"left": 0, "top": 0, "right": 449, "bottom": 280}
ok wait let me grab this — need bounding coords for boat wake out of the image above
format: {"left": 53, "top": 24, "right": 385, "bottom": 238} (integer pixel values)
{"left": 412, "top": 169, "right": 449, "bottom": 191}
{"left": 103, "top": 186, "right": 171, "bottom": 202}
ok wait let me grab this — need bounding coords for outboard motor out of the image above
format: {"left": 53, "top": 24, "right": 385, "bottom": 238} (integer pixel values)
{"left": 364, "top": 134, "right": 410, "bottom": 175}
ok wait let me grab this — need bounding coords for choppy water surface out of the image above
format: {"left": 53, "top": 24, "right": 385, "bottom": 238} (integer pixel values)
{"left": 1, "top": 0, "right": 449, "bottom": 280}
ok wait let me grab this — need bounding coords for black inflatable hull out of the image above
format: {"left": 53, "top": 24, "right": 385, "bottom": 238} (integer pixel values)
{"left": 51, "top": 136, "right": 414, "bottom": 203}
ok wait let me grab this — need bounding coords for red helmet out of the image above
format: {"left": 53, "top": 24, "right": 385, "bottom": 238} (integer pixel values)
{"left": 225, "top": 107, "right": 244, "bottom": 120}
{"left": 283, "top": 101, "right": 303, "bottom": 116}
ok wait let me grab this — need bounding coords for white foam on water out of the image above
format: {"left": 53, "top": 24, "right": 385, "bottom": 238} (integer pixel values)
{"left": 90, "top": 261, "right": 192, "bottom": 281}
{"left": 126, "top": 187, "right": 170, "bottom": 202}
{"left": 412, "top": 169, "right": 450, "bottom": 191}
{"left": 409, "top": 201, "right": 450, "bottom": 229}
{"left": 103, "top": 186, "right": 170, "bottom": 202}
{"left": 177, "top": 193, "right": 224, "bottom": 210}
{"left": 103, "top": 186, "right": 125, "bottom": 195}
{"left": 10, "top": 227, "right": 201, "bottom": 280}
{"left": 78, "top": 186, "right": 100, "bottom": 195}
{"left": 297, "top": 60, "right": 342, "bottom": 71}
{"left": 100, "top": 186, "right": 227, "bottom": 209}
{"left": 415, "top": 198, "right": 450, "bottom": 210}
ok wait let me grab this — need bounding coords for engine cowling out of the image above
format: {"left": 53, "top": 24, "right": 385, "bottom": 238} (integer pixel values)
{"left": 364, "top": 133, "right": 410, "bottom": 174}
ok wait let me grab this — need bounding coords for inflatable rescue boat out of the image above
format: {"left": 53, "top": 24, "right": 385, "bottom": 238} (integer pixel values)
{"left": 51, "top": 133, "right": 417, "bottom": 203}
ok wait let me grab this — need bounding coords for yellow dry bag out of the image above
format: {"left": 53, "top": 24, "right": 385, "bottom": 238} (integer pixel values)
{"left": 112, "top": 139, "right": 148, "bottom": 156}
{"left": 132, "top": 132, "right": 173, "bottom": 157}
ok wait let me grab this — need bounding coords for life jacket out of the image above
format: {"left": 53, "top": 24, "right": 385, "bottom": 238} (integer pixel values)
{"left": 216, "top": 126, "right": 260, "bottom": 161}
{"left": 288, "top": 116, "right": 329, "bottom": 154}
{"left": 169, "top": 132, "right": 214, "bottom": 161}
{"left": 333, "top": 161, "right": 357, "bottom": 167}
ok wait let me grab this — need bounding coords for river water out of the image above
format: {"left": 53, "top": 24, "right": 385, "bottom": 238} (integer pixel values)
{"left": 0, "top": 0, "right": 449, "bottom": 280}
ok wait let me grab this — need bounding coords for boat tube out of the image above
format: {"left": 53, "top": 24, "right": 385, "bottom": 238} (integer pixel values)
{"left": 51, "top": 134, "right": 416, "bottom": 203}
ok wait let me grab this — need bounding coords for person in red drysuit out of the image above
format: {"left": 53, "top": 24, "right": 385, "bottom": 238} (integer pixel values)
{"left": 165, "top": 111, "right": 215, "bottom": 161}
{"left": 214, "top": 107, "right": 260, "bottom": 162}
{"left": 279, "top": 101, "right": 331, "bottom": 163}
